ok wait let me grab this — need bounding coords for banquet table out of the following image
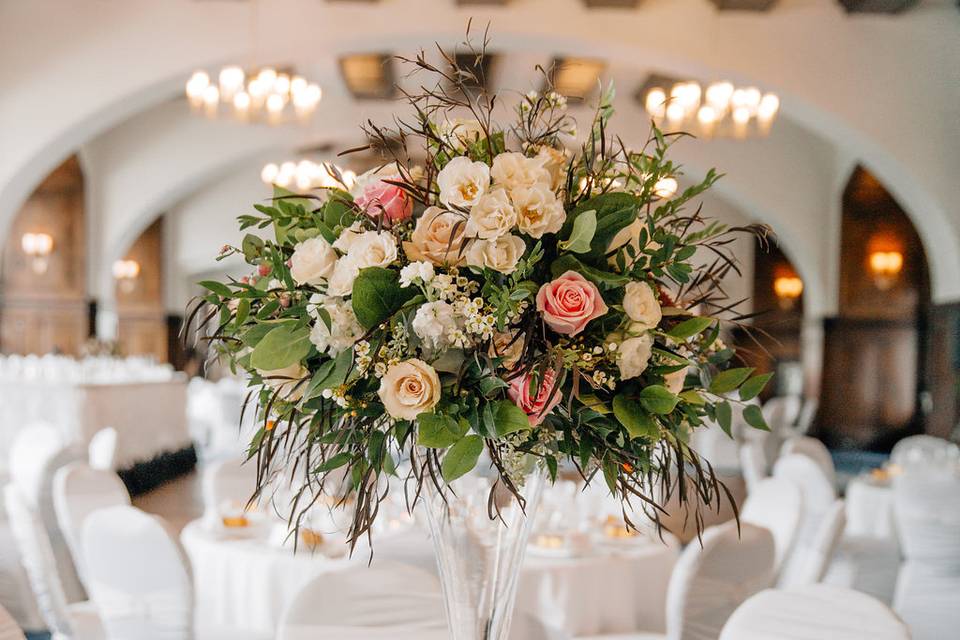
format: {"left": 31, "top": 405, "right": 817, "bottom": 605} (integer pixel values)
{"left": 181, "top": 519, "right": 678, "bottom": 638}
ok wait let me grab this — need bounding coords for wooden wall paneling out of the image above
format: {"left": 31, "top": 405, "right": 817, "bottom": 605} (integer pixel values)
{"left": 116, "top": 218, "right": 168, "bottom": 361}
{"left": 924, "top": 302, "right": 960, "bottom": 440}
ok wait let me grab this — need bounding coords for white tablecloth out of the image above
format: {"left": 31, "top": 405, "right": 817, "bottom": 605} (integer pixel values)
{"left": 845, "top": 477, "right": 895, "bottom": 540}
{"left": 0, "top": 378, "right": 191, "bottom": 470}
{"left": 181, "top": 520, "right": 678, "bottom": 638}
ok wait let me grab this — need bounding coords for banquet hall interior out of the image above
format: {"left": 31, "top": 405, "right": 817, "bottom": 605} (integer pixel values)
{"left": 0, "top": 0, "right": 958, "bottom": 639}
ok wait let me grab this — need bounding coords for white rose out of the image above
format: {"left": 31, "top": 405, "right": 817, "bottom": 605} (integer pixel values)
{"left": 512, "top": 184, "right": 566, "bottom": 238}
{"left": 466, "top": 188, "right": 517, "bottom": 239}
{"left": 399, "top": 261, "right": 435, "bottom": 288}
{"left": 326, "top": 257, "right": 360, "bottom": 297}
{"left": 618, "top": 334, "right": 654, "bottom": 380}
{"left": 490, "top": 152, "right": 551, "bottom": 194}
{"left": 412, "top": 301, "right": 460, "bottom": 351}
{"left": 437, "top": 156, "right": 490, "bottom": 209}
{"left": 378, "top": 358, "right": 442, "bottom": 420}
{"left": 623, "top": 281, "right": 662, "bottom": 330}
{"left": 309, "top": 297, "right": 364, "bottom": 355}
{"left": 535, "top": 146, "right": 568, "bottom": 190}
{"left": 466, "top": 234, "right": 526, "bottom": 275}
{"left": 664, "top": 366, "right": 688, "bottom": 395}
{"left": 333, "top": 221, "right": 365, "bottom": 253}
{"left": 346, "top": 231, "right": 398, "bottom": 269}
{"left": 439, "top": 118, "right": 486, "bottom": 148}
{"left": 258, "top": 363, "right": 308, "bottom": 401}
{"left": 289, "top": 237, "right": 337, "bottom": 286}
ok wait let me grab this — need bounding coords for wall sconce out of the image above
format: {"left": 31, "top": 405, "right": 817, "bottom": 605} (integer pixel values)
{"left": 868, "top": 250, "right": 903, "bottom": 290}
{"left": 773, "top": 275, "right": 803, "bottom": 309}
{"left": 21, "top": 232, "right": 54, "bottom": 274}
{"left": 113, "top": 259, "right": 141, "bottom": 294}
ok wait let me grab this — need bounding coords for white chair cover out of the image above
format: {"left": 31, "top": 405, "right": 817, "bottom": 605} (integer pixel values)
{"left": 762, "top": 396, "right": 803, "bottom": 433}
{"left": 201, "top": 458, "right": 259, "bottom": 521}
{"left": 52, "top": 463, "right": 130, "bottom": 588}
{"left": 779, "top": 499, "right": 846, "bottom": 587}
{"left": 780, "top": 437, "right": 835, "bottom": 483}
{"left": 689, "top": 423, "right": 741, "bottom": 474}
{"left": 719, "top": 585, "right": 910, "bottom": 640}
{"left": 82, "top": 505, "right": 194, "bottom": 640}
{"left": 738, "top": 441, "right": 767, "bottom": 494}
{"left": 662, "top": 521, "right": 775, "bottom": 640}
{"left": 890, "top": 434, "right": 960, "bottom": 472}
{"left": 0, "top": 604, "right": 25, "bottom": 640}
{"left": 8, "top": 423, "right": 65, "bottom": 509}
{"left": 740, "top": 477, "right": 803, "bottom": 575}
{"left": 892, "top": 472, "right": 960, "bottom": 640}
{"left": 87, "top": 428, "right": 118, "bottom": 472}
{"left": 793, "top": 398, "right": 818, "bottom": 436}
{"left": 823, "top": 534, "right": 901, "bottom": 606}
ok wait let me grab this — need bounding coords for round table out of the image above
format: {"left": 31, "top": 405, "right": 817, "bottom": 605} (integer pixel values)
{"left": 181, "top": 520, "right": 678, "bottom": 638}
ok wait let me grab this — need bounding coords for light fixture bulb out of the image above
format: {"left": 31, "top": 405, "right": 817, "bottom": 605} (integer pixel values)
{"left": 260, "top": 163, "right": 279, "bottom": 184}
{"left": 645, "top": 88, "right": 667, "bottom": 118}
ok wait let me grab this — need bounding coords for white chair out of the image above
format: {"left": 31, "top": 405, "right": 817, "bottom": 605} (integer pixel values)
{"left": 278, "top": 561, "right": 565, "bottom": 639}
{"left": 778, "top": 498, "right": 846, "bottom": 587}
{"left": 577, "top": 521, "right": 776, "bottom": 640}
{"left": 81, "top": 505, "right": 193, "bottom": 640}
{"left": 890, "top": 434, "right": 960, "bottom": 472}
{"left": 793, "top": 398, "right": 818, "bottom": 436}
{"left": 740, "top": 477, "right": 803, "bottom": 576}
{"left": 689, "top": 422, "right": 741, "bottom": 475}
{"left": 0, "top": 603, "right": 25, "bottom": 640}
{"left": 762, "top": 396, "right": 803, "bottom": 433}
{"left": 780, "top": 436, "right": 835, "bottom": 483}
{"left": 201, "top": 458, "right": 259, "bottom": 522}
{"left": 87, "top": 428, "right": 118, "bottom": 472}
{"left": 3, "top": 486, "right": 103, "bottom": 640}
{"left": 719, "top": 585, "right": 910, "bottom": 640}
{"left": 52, "top": 463, "right": 130, "bottom": 589}
{"left": 738, "top": 441, "right": 767, "bottom": 494}
{"left": 892, "top": 472, "right": 960, "bottom": 640}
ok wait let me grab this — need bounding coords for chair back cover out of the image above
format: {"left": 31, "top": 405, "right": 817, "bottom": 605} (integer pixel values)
{"left": 892, "top": 472, "right": 960, "bottom": 640}
{"left": 87, "top": 427, "right": 118, "bottom": 471}
{"left": 890, "top": 434, "right": 960, "bottom": 472}
{"left": 52, "top": 462, "right": 130, "bottom": 588}
{"left": 741, "top": 477, "right": 803, "bottom": 574}
{"left": 781, "top": 436, "right": 835, "bottom": 482}
{"left": 793, "top": 398, "right": 818, "bottom": 436}
{"left": 738, "top": 441, "right": 767, "bottom": 494}
{"left": 8, "top": 423, "right": 65, "bottom": 508}
{"left": 719, "top": 585, "right": 910, "bottom": 640}
{"left": 761, "top": 395, "right": 803, "bottom": 433}
{"left": 3, "top": 485, "right": 74, "bottom": 636}
{"left": 201, "top": 457, "right": 258, "bottom": 519}
{"left": 779, "top": 498, "right": 846, "bottom": 587}
{"left": 0, "top": 604, "right": 25, "bottom": 640}
{"left": 82, "top": 505, "right": 194, "bottom": 640}
{"left": 664, "top": 521, "right": 775, "bottom": 640}
{"left": 689, "top": 422, "right": 741, "bottom": 474}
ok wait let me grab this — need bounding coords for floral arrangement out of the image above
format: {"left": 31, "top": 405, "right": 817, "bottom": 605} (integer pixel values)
{"left": 192, "top": 32, "right": 772, "bottom": 547}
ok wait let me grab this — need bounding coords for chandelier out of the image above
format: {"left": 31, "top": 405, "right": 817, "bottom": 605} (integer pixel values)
{"left": 185, "top": 66, "right": 322, "bottom": 125}
{"left": 643, "top": 81, "right": 779, "bottom": 139}
{"left": 261, "top": 160, "right": 357, "bottom": 193}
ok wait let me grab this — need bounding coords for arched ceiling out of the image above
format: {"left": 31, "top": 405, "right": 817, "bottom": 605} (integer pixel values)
{"left": 1, "top": 0, "right": 958, "bottom": 313}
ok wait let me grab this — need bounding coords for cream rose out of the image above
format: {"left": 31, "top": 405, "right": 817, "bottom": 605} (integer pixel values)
{"left": 289, "top": 237, "right": 337, "bottom": 286}
{"left": 535, "top": 146, "right": 568, "bottom": 190}
{"left": 403, "top": 207, "right": 468, "bottom": 267}
{"left": 378, "top": 358, "right": 442, "bottom": 420}
{"left": 437, "top": 156, "right": 490, "bottom": 209}
{"left": 333, "top": 221, "right": 365, "bottom": 254}
{"left": 467, "top": 189, "right": 516, "bottom": 239}
{"left": 439, "top": 118, "right": 486, "bottom": 148}
{"left": 490, "top": 152, "right": 551, "bottom": 194}
{"left": 258, "top": 363, "right": 309, "bottom": 401}
{"left": 618, "top": 334, "right": 654, "bottom": 380}
{"left": 466, "top": 235, "right": 526, "bottom": 275}
{"left": 664, "top": 366, "right": 688, "bottom": 394}
{"left": 512, "top": 184, "right": 566, "bottom": 238}
{"left": 346, "top": 230, "right": 398, "bottom": 270}
{"left": 489, "top": 331, "right": 524, "bottom": 369}
{"left": 623, "top": 281, "right": 662, "bottom": 330}
{"left": 326, "top": 257, "right": 360, "bottom": 297}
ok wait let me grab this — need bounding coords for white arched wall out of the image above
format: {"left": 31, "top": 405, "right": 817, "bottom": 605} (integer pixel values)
{"left": 1, "top": 0, "right": 958, "bottom": 302}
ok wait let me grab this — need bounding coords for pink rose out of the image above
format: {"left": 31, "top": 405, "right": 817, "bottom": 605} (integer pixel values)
{"left": 508, "top": 368, "right": 562, "bottom": 425}
{"left": 535, "top": 271, "right": 608, "bottom": 336}
{"left": 356, "top": 177, "right": 413, "bottom": 224}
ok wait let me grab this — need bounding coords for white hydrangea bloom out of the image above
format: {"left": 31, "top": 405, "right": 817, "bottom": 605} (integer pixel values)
{"left": 309, "top": 296, "right": 364, "bottom": 355}
{"left": 412, "top": 300, "right": 460, "bottom": 351}
{"left": 399, "top": 261, "right": 436, "bottom": 288}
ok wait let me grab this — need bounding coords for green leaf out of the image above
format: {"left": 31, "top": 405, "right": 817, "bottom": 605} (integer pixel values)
{"left": 739, "top": 372, "right": 774, "bottom": 402}
{"left": 679, "top": 390, "right": 705, "bottom": 405}
{"left": 559, "top": 209, "right": 596, "bottom": 253}
{"left": 638, "top": 385, "right": 680, "bottom": 415}
{"left": 743, "top": 404, "right": 770, "bottom": 431}
{"left": 550, "top": 254, "right": 630, "bottom": 289}
{"left": 241, "top": 234, "right": 264, "bottom": 262}
{"left": 315, "top": 347, "right": 353, "bottom": 390}
{"left": 316, "top": 452, "right": 353, "bottom": 473}
{"left": 249, "top": 324, "right": 311, "bottom": 371}
{"left": 441, "top": 435, "right": 484, "bottom": 482}
{"left": 234, "top": 298, "right": 250, "bottom": 327}
{"left": 417, "top": 413, "right": 464, "bottom": 448}
{"left": 709, "top": 367, "right": 755, "bottom": 395}
{"left": 351, "top": 267, "right": 417, "bottom": 330}
{"left": 199, "top": 280, "right": 233, "bottom": 297}
{"left": 612, "top": 395, "right": 659, "bottom": 440}
{"left": 716, "top": 401, "right": 733, "bottom": 437}
{"left": 303, "top": 360, "right": 335, "bottom": 399}
{"left": 667, "top": 317, "right": 713, "bottom": 341}
{"left": 494, "top": 400, "right": 532, "bottom": 437}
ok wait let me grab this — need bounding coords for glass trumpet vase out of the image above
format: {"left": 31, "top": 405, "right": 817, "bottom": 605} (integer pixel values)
{"left": 421, "top": 461, "right": 547, "bottom": 640}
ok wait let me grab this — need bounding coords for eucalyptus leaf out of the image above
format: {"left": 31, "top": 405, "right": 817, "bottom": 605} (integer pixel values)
{"left": 351, "top": 267, "right": 417, "bottom": 330}
{"left": 743, "top": 404, "right": 770, "bottom": 431}
{"left": 612, "top": 395, "right": 658, "bottom": 439}
{"left": 739, "top": 372, "right": 774, "bottom": 401}
{"left": 494, "top": 400, "right": 531, "bottom": 436}
{"left": 716, "top": 401, "right": 733, "bottom": 437}
{"left": 667, "top": 317, "right": 714, "bottom": 341}
{"left": 249, "top": 324, "right": 311, "bottom": 371}
{"left": 418, "top": 413, "right": 463, "bottom": 448}
{"left": 559, "top": 209, "right": 596, "bottom": 253}
{"left": 709, "top": 367, "right": 755, "bottom": 394}
{"left": 638, "top": 385, "right": 680, "bottom": 415}
{"left": 441, "top": 435, "right": 484, "bottom": 482}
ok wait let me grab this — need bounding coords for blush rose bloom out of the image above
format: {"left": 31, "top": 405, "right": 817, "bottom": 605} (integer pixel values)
{"left": 289, "top": 237, "right": 337, "bottom": 286}
{"left": 622, "top": 281, "right": 662, "bottom": 330}
{"left": 508, "top": 368, "right": 562, "bottom": 425}
{"left": 378, "top": 358, "right": 442, "bottom": 421}
{"left": 355, "top": 177, "right": 413, "bottom": 224}
{"left": 403, "top": 207, "right": 468, "bottom": 267}
{"left": 536, "top": 270, "right": 609, "bottom": 336}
